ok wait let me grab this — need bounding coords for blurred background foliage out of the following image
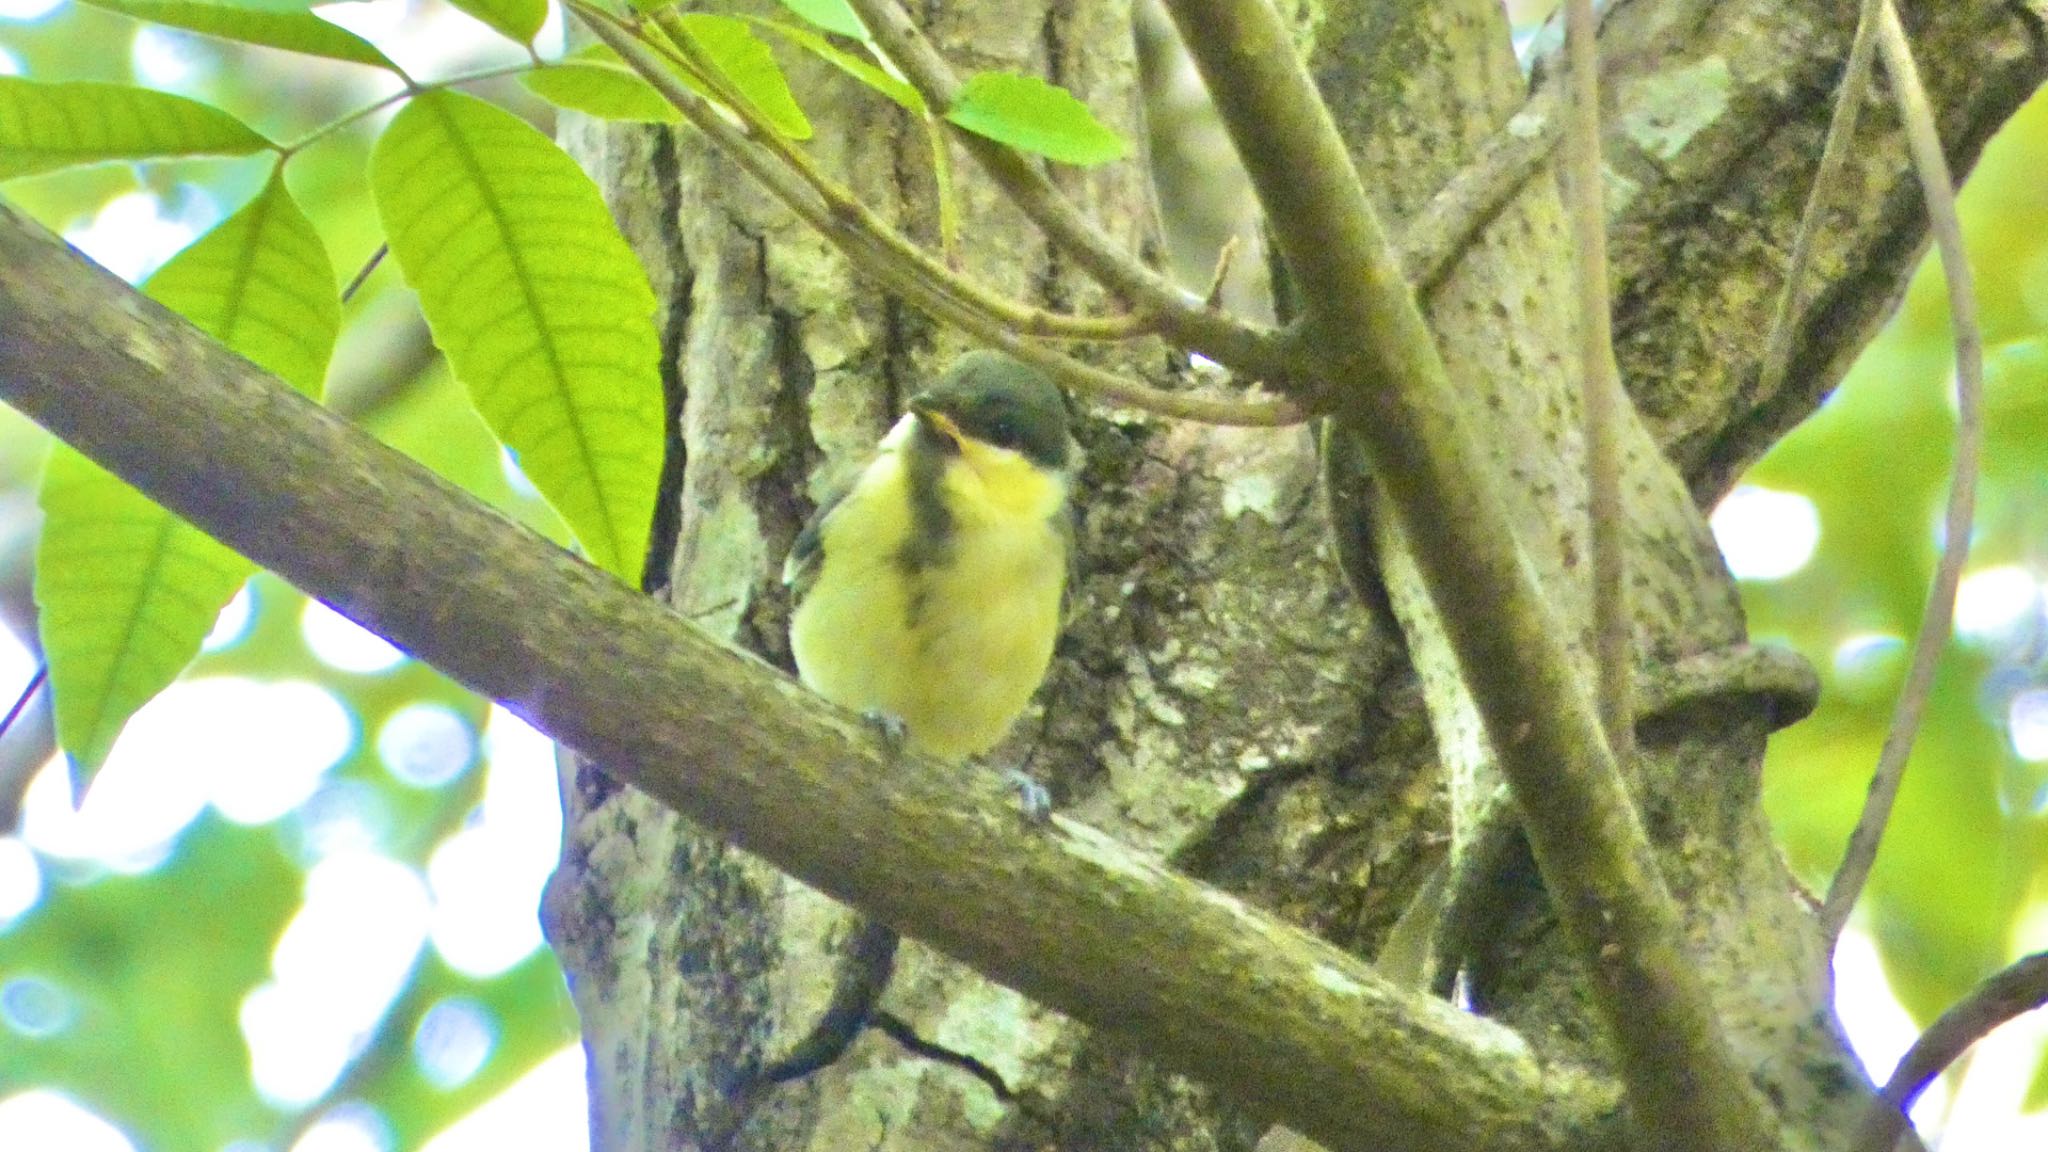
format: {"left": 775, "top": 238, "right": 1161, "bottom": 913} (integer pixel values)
{"left": 0, "top": 0, "right": 2044, "bottom": 1147}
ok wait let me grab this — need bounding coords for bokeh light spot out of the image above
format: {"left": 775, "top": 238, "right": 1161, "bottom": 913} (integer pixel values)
{"left": 1830, "top": 632, "right": 1905, "bottom": 698}
{"left": 130, "top": 25, "right": 199, "bottom": 89}
{"left": 0, "top": 975, "right": 71, "bottom": 1037}
{"left": 420, "top": 1046, "right": 588, "bottom": 1152}
{"left": 0, "top": 836, "right": 41, "bottom": 926}
{"left": 208, "top": 680, "right": 356, "bottom": 825}
{"left": 1953, "top": 565, "right": 2040, "bottom": 645}
{"left": 0, "top": 1091, "right": 137, "bottom": 1152}
{"left": 1710, "top": 485, "right": 1820, "bottom": 581}
{"left": 292, "top": 780, "right": 394, "bottom": 863}
{"left": 202, "top": 585, "right": 257, "bottom": 653}
{"left": 2009, "top": 689, "right": 2048, "bottom": 762}
{"left": 497, "top": 447, "right": 540, "bottom": 498}
{"left": 63, "top": 192, "right": 201, "bottom": 285}
{"left": 0, "top": 0, "right": 64, "bottom": 21}
{"left": 425, "top": 708, "right": 560, "bottom": 976}
{"left": 290, "top": 1102, "right": 391, "bottom": 1152}
{"left": 245, "top": 851, "right": 430, "bottom": 1106}
{"left": 414, "top": 998, "right": 496, "bottom": 1090}
{"left": 378, "top": 704, "right": 476, "bottom": 789}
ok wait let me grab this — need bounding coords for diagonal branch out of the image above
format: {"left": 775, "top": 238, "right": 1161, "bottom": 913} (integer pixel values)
{"left": 1563, "top": 0, "right": 1633, "bottom": 766}
{"left": 0, "top": 202, "right": 1609, "bottom": 1152}
{"left": 1851, "top": 951, "right": 2048, "bottom": 1152}
{"left": 1155, "top": 0, "right": 1773, "bottom": 1147}
{"left": 1819, "top": 0, "right": 1986, "bottom": 945}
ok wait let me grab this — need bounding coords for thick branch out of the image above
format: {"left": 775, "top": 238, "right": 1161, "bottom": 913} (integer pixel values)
{"left": 1158, "top": 0, "right": 1772, "bottom": 1147}
{"left": 0, "top": 205, "right": 1601, "bottom": 1152}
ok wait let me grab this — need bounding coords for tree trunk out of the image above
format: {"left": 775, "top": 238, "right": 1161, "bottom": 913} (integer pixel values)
{"left": 540, "top": 1, "right": 2048, "bottom": 1149}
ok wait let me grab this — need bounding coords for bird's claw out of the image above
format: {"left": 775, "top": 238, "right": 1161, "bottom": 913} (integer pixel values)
{"left": 1001, "top": 767, "right": 1053, "bottom": 825}
{"left": 860, "top": 709, "right": 911, "bottom": 759}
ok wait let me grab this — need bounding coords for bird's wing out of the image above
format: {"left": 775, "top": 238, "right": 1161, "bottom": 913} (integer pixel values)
{"left": 783, "top": 483, "right": 849, "bottom": 609}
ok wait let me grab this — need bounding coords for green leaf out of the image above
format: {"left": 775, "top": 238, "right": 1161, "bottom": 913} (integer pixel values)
{"left": 0, "top": 78, "right": 273, "bottom": 180}
{"left": 945, "top": 71, "right": 1127, "bottom": 166}
{"left": 677, "top": 13, "right": 813, "bottom": 140}
{"left": 445, "top": 0, "right": 547, "bottom": 46}
{"left": 521, "top": 60, "right": 681, "bottom": 124}
{"left": 749, "top": 17, "right": 923, "bottom": 113}
{"left": 370, "top": 90, "right": 662, "bottom": 583}
{"left": 36, "top": 170, "right": 339, "bottom": 773}
{"left": 772, "top": 0, "right": 865, "bottom": 40}
{"left": 73, "top": 0, "right": 399, "bottom": 72}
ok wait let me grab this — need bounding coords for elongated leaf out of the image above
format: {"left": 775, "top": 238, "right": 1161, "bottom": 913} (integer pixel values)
{"left": 749, "top": 17, "right": 922, "bottom": 112}
{"left": 772, "top": 0, "right": 864, "bottom": 40}
{"left": 36, "top": 170, "right": 339, "bottom": 773}
{"left": 370, "top": 90, "right": 661, "bottom": 582}
{"left": 945, "top": 71, "right": 1126, "bottom": 166}
{"left": 75, "top": 0, "right": 398, "bottom": 71}
{"left": 0, "top": 78, "right": 272, "bottom": 180}
{"left": 677, "top": 13, "right": 812, "bottom": 140}
{"left": 445, "top": 0, "right": 547, "bottom": 46}
{"left": 522, "top": 60, "right": 680, "bottom": 124}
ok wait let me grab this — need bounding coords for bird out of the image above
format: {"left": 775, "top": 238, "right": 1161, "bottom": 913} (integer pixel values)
{"left": 784, "top": 350, "right": 1077, "bottom": 804}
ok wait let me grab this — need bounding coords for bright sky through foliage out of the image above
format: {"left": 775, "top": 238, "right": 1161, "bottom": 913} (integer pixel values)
{"left": 1710, "top": 484, "right": 1821, "bottom": 581}
{"left": 301, "top": 599, "right": 408, "bottom": 675}
{"left": 61, "top": 190, "right": 205, "bottom": 283}
{"left": 418, "top": 1045, "right": 589, "bottom": 1152}
{"left": 426, "top": 707, "right": 558, "bottom": 977}
{"left": 1954, "top": 565, "right": 2041, "bottom": 644}
{"left": 0, "top": 0, "right": 61, "bottom": 21}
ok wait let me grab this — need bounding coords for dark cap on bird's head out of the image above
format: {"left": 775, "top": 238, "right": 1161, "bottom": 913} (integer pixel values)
{"left": 910, "top": 351, "right": 1072, "bottom": 471}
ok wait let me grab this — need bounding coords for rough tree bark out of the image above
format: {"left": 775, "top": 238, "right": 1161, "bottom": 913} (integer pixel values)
{"left": 536, "top": 1, "right": 2047, "bottom": 1150}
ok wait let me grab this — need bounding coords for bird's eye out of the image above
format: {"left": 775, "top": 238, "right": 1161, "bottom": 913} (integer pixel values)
{"left": 988, "top": 417, "right": 1020, "bottom": 448}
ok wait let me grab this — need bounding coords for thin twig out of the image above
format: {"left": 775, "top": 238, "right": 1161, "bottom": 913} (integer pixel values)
{"left": 0, "top": 663, "right": 45, "bottom": 744}
{"left": 1201, "top": 235, "right": 1241, "bottom": 310}
{"left": 1754, "top": 0, "right": 1887, "bottom": 405}
{"left": 1850, "top": 951, "right": 2048, "bottom": 1152}
{"left": 274, "top": 63, "right": 534, "bottom": 159}
{"left": 340, "top": 244, "right": 388, "bottom": 305}
{"left": 1819, "top": 0, "right": 1985, "bottom": 944}
{"left": 574, "top": 4, "right": 1303, "bottom": 427}
{"left": 640, "top": 8, "right": 1174, "bottom": 347}
{"left": 1564, "top": 0, "right": 1632, "bottom": 764}
{"left": 843, "top": 0, "right": 1293, "bottom": 381}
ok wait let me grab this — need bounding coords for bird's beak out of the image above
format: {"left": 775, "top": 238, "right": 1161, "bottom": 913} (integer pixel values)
{"left": 912, "top": 402, "right": 966, "bottom": 453}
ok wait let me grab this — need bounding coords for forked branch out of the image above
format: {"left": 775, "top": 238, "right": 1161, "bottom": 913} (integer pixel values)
{"left": 1155, "top": 0, "right": 1772, "bottom": 1146}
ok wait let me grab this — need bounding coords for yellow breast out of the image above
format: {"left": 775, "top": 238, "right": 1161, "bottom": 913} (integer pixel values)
{"left": 789, "top": 439, "right": 1069, "bottom": 764}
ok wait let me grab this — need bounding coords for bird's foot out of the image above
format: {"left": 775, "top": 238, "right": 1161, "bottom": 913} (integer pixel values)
{"left": 1000, "top": 767, "right": 1053, "bottom": 825}
{"left": 860, "top": 709, "right": 911, "bottom": 760}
